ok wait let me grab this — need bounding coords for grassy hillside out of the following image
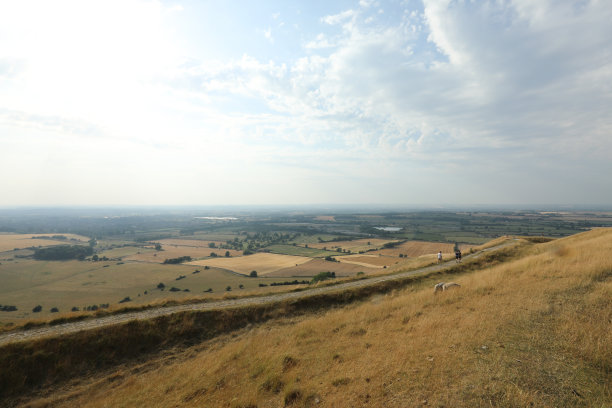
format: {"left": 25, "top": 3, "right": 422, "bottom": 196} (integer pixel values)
{"left": 3, "top": 229, "right": 611, "bottom": 407}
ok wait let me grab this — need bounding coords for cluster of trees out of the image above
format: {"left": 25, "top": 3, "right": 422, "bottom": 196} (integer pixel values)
{"left": 311, "top": 271, "right": 336, "bottom": 283}
{"left": 221, "top": 232, "right": 303, "bottom": 253}
{"left": 258, "top": 280, "right": 309, "bottom": 287}
{"left": 33, "top": 245, "right": 93, "bottom": 260}
{"left": 91, "top": 254, "right": 110, "bottom": 261}
{"left": 31, "top": 304, "right": 109, "bottom": 313}
{"left": 163, "top": 256, "right": 192, "bottom": 264}
{"left": 31, "top": 235, "right": 68, "bottom": 240}
{"left": 169, "top": 287, "right": 190, "bottom": 292}
{"left": 0, "top": 305, "right": 17, "bottom": 312}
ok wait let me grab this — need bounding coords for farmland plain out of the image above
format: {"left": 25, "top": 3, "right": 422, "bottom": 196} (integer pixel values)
{"left": 1, "top": 208, "right": 611, "bottom": 325}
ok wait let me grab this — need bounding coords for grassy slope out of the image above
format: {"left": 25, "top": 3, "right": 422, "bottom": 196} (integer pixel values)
{"left": 5, "top": 230, "right": 612, "bottom": 407}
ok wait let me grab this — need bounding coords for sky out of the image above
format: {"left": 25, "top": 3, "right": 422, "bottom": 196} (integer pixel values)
{"left": 0, "top": 0, "right": 611, "bottom": 208}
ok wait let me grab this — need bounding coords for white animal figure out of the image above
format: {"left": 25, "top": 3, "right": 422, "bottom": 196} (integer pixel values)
{"left": 434, "top": 282, "right": 461, "bottom": 293}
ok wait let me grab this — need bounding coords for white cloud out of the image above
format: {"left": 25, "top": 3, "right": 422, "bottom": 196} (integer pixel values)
{"left": 263, "top": 27, "right": 274, "bottom": 43}
{"left": 322, "top": 9, "right": 356, "bottom": 25}
{"left": 1, "top": 0, "right": 611, "bottom": 206}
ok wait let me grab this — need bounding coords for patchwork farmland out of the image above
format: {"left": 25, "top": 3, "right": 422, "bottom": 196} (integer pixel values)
{"left": 1, "top": 209, "right": 610, "bottom": 325}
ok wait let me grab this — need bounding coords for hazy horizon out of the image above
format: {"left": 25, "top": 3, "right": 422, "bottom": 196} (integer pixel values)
{"left": 1, "top": 1, "right": 611, "bottom": 207}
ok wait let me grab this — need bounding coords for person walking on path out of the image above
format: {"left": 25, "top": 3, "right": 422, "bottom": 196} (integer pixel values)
{"left": 437, "top": 251, "right": 443, "bottom": 263}
{"left": 455, "top": 249, "right": 462, "bottom": 263}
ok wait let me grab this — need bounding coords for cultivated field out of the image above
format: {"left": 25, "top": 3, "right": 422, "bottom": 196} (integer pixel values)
{"left": 308, "top": 238, "right": 391, "bottom": 252}
{"left": 0, "top": 257, "right": 303, "bottom": 322}
{"left": 156, "top": 238, "right": 226, "bottom": 248}
{"left": 124, "top": 246, "right": 242, "bottom": 263}
{"left": 371, "top": 240, "right": 463, "bottom": 257}
{"left": 267, "top": 258, "right": 380, "bottom": 277}
{"left": 24, "top": 228, "right": 609, "bottom": 407}
{"left": 0, "top": 233, "right": 89, "bottom": 253}
{"left": 186, "top": 253, "right": 312, "bottom": 276}
{"left": 265, "top": 244, "right": 340, "bottom": 258}
{"left": 335, "top": 254, "right": 397, "bottom": 268}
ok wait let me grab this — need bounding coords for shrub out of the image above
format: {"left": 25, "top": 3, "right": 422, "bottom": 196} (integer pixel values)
{"left": 324, "top": 255, "right": 337, "bottom": 262}
{"left": 311, "top": 271, "right": 336, "bottom": 284}
{"left": 32, "top": 305, "right": 42, "bottom": 313}
{"left": 71, "top": 307, "right": 79, "bottom": 312}
{"left": 204, "top": 288, "right": 213, "bottom": 293}
{"left": 50, "top": 307, "right": 59, "bottom": 313}
{"left": 226, "top": 286, "right": 232, "bottom": 291}
{"left": 284, "top": 388, "right": 302, "bottom": 406}
{"left": 157, "top": 282, "right": 165, "bottom": 289}
{"left": 169, "top": 287, "right": 181, "bottom": 292}
{"left": 239, "top": 284, "right": 244, "bottom": 289}
{"left": 250, "top": 270, "right": 258, "bottom": 277}
{"left": 118, "top": 297, "right": 131, "bottom": 303}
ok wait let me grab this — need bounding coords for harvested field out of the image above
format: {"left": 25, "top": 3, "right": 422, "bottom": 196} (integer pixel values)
{"left": 0, "top": 233, "right": 90, "bottom": 253}
{"left": 308, "top": 238, "right": 391, "bottom": 252}
{"left": 97, "top": 246, "right": 146, "bottom": 259}
{"left": 125, "top": 246, "right": 242, "bottom": 263}
{"left": 0, "top": 257, "right": 288, "bottom": 322}
{"left": 155, "top": 239, "right": 225, "bottom": 248}
{"left": 372, "top": 240, "right": 470, "bottom": 257}
{"left": 335, "top": 254, "right": 398, "bottom": 268}
{"left": 186, "top": 253, "right": 311, "bottom": 276}
{"left": 314, "top": 215, "right": 335, "bottom": 221}
{"left": 267, "top": 258, "right": 379, "bottom": 277}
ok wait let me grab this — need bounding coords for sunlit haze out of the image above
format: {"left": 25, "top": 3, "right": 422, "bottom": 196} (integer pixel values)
{"left": 1, "top": 0, "right": 611, "bottom": 208}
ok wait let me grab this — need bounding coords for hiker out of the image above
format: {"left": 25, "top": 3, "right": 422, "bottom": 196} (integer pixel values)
{"left": 437, "top": 251, "right": 443, "bottom": 263}
{"left": 455, "top": 249, "right": 462, "bottom": 263}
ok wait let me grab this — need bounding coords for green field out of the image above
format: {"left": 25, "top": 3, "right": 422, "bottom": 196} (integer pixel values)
{"left": 264, "top": 244, "right": 340, "bottom": 258}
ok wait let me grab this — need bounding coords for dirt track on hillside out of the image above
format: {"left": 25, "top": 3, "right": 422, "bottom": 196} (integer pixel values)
{"left": 0, "top": 241, "right": 517, "bottom": 347}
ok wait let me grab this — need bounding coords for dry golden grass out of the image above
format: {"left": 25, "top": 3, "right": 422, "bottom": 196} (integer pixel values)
{"left": 187, "top": 253, "right": 312, "bottom": 276}
{"left": 15, "top": 229, "right": 612, "bottom": 407}
{"left": 0, "top": 233, "right": 89, "bottom": 253}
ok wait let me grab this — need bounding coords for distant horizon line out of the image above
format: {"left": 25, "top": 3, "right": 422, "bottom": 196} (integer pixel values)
{"left": 1, "top": 204, "right": 611, "bottom": 213}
